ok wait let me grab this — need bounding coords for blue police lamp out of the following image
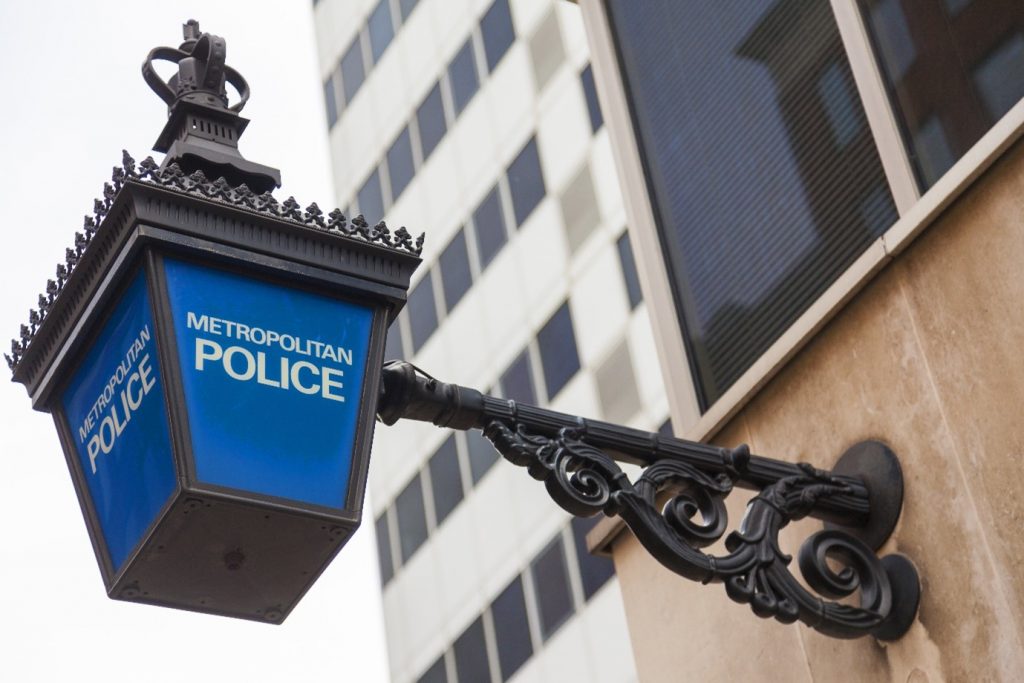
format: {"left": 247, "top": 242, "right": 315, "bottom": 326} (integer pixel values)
{"left": 9, "top": 21, "right": 922, "bottom": 640}
{"left": 7, "top": 21, "right": 421, "bottom": 623}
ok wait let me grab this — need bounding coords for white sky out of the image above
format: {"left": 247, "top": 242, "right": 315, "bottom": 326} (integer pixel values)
{"left": 0, "top": 2, "right": 390, "bottom": 680}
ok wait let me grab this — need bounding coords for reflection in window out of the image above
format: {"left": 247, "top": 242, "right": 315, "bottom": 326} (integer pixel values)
{"left": 428, "top": 435, "right": 463, "bottom": 526}
{"left": 417, "top": 82, "right": 448, "bottom": 161}
{"left": 387, "top": 126, "right": 416, "bottom": 203}
{"left": 491, "top": 576, "right": 533, "bottom": 680}
{"left": 860, "top": 0, "right": 1024, "bottom": 190}
{"left": 531, "top": 535, "right": 574, "bottom": 641}
{"left": 608, "top": 0, "right": 898, "bottom": 406}
{"left": 448, "top": 37, "right": 480, "bottom": 116}
{"left": 616, "top": 232, "right": 643, "bottom": 309}
{"left": 581, "top": 63, "right": 603, "bottom": 132}
{"left": 473, "top": 185, "right": 508, "bottom": 268}
{"left": 408, "top": 272, "right": 439, "bottom": 353}
{"left": 367, "top": 0, "right": 394, "bottom": 63}
{"left": 340, "top": 34, "right": 366, "bottom": 104}
{"left": 481, "top": 0, "right": 516, "bottom": 72}
{"left": 395, "top": 473, "right": 428, "bottom": 563}
{"left": 439, "top": 230, "right": 473, "bottom": 312}
{"left": 536, "top": 302, "right": 579, "bottom": 400}
{"left": 357, "top": 168, "right": 385, "bottom": 222}
{"left": 453, "top": 617, "right": 490, "bottom": 683}
{"left": 507, "top": 137, "right": 545, "bottom": 227}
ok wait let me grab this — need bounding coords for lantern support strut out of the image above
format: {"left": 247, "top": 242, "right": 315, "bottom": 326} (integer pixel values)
{"left": 376, "top": 360, "right": 921, "bottom": 641}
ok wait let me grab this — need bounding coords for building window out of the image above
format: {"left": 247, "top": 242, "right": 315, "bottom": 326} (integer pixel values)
{"left": 356, "top": 167, "right": 385, "bottom": 222}
{"left": 506, "top": 137, "right": 545, "bottom": 227}
{"left": 395, "top": 473, "right": 428, "bottom": 563}
{"left": 428, "top": 434, "right": 463, "bottom": 526}
{"left": 531, "top": 534, "right": 574, "bottom": 641}
{"left": 536, "top": 302, "right": 579, "bottom": 400}
{"left": 570, "top": 516, "right": 614, "bottom": 600}
{"left": 616, "top": 232, "right": 642, "bottom": 309}
{"left": 559, "top": 162, "right": 600, "bottom": 253}
{"left": 491, "top": 576, "right": 533, "bottom": 681}
{"left": 367, "top": 0, "right": 395, "bottom": 64}
{"left": 605, "top": 0, "right": 899, "bottom": 407}
{"left": 340, "top": 33, "right": 367, "bottom": 104}
{"left": 499, "top": 350, "right": 536, "bottom": 405}
{"left": 595, "top": 338, "right": 640, "bottom": 424}
{"left": 439, "top": 229, "right": 473, "bottom": 312}
{"left": 480, "top": 0, "right": 516, "bottom": 73}
{"left": 472, "top": 185, "right": 508, "bottom": 268}
{"left": 528, "top": 9, "right": 565, "bottom": 92}
{"left": 400, "top": 0, "right": 420, "bottom": 22}
{"left": 466, "top": 428, "right": 499, "bottom": 483}
{"left": 860, "top": 0, "right": 1024, "bottom": 189}
{"left": 447, "top": 37, "right": 481, "bottom": 116}
{"left": 387, "top": 126, "right": 416, "bottom": 203}
{"left": 384, "top": 322, "right": 405, "bottom": 361}
{"left": 323, "top": 76, "right": 338, "bottom": 129}
{"left": 453, "top": 616, "right": 490, "bottom": 683}
{"left": 417, "top": 82, "right": 448, "bottom": 161}
{"left": 580, "top": 63, "right": 603, "bottom": 132}
{"left": 416, "top": 656, "right": 447, "bottom": 683}
{"left": 375, "top": 511, "right": 394, "bottom": 585}
{"left": 407, "top": 272, "right": 439, "bottom": 353}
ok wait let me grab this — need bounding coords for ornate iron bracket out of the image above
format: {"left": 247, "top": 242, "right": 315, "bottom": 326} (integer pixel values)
{"left": 377, "top": 361, "right": 920, "bottom": 640}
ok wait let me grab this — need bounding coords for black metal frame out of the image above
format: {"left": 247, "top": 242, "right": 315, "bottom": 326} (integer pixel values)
{"left": 377, "top": 361, "right": 921, "bottom": 640}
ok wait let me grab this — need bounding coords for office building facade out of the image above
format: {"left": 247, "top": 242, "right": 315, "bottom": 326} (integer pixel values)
{"left": 313, "top": 0, "right": 667, "bottom": 681}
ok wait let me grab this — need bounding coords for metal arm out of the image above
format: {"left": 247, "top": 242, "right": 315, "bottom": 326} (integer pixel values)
{"left": 377, "top": 361, "right": 921, "bottom": 641}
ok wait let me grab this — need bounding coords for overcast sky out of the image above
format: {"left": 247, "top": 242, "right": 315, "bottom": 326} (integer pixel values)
{"left": 0, "top": 2, "right": 390, "bottom": 680}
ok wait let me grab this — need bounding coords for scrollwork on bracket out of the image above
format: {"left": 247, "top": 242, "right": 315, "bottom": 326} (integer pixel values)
{"left": 483, "top": 420, "right": 910, "bottom": 640}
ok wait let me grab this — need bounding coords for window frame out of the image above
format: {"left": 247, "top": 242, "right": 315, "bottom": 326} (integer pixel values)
{"left": 578, "top": 0, "right": 1024, "bottom": 441}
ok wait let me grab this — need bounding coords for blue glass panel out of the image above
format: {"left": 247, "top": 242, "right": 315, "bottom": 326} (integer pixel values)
{"left": 164, "top": 259, "right": 373, "bottom": 510}
{"left": 341, "top": 34, "right": 367, "bottom": 104}
{"left": 358, "top": 167, "right": 386, "bottom": 222}
{"left": 323, "top": 76, "right": 338, "bottom": 129}
{"left": 62, "top": 271, "right": 175, "bottom": 571}
{"left": 472, "top": 185, "right": 507, "bottom": 268}
{"left": 417, "top": 82, "right": 448, "bottom": 161}
{"left": 481, "top": 0, "right": 515, "bottom": 72}
{"left": 506, "top": 137, "right": 545, "bottom": 226}
{"left": 368, "top": 0, "right": 395, "bottom": 63}
{"left": 447, "top": 37, "right": 480, "bottom": 116}
{"left": 387, "top": 126, "right": 416, "bottom": 203}
{"left": 580, "top": 63, "right": 603, "bottom": 132}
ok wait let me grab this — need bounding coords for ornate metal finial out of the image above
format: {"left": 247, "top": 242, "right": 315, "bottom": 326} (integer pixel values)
{"left": 142, "top": 19, "right": 249, "bottom": 114}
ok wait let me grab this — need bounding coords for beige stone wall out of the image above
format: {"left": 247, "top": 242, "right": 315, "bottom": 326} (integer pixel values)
{"left": 610, "top": 138, "right": 1024, "bottom": 682}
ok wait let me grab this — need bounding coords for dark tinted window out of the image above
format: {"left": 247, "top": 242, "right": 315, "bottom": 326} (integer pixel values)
{"left": 658, "top": 417, "right": 674, "bottom": 437}
{"left": 340, "top": 34, "right": 366, "bottom": 104}
{"left": 466, "top": 429, "right": 499, "bottom": 483}
{"left": 606, "top": 0, "right": 898, "bottom": 406}
{"left": 439, "top": 230, "right": 473, "bottom": 312}
{"left": 859, "top": 0, "right": 1024, "bottom": 188}
{"left": 417, "top": 82, "right": 448, "bottom": 161}
{"left": 395, "top": 474, "right": 428, "bottom": 563}
{"left": 571, "top": 516, "right": 614, "bottom": 600}
{"left": 506, "top": 137, "right": 545, "bottom": 226}
{"left": 500, "top": 350, "right": 536, "bottom": 405}
{"left": 616, "top": 232, "right": 642, "bottom": 309}
{"left": 580, "top": 63, "right": 603, "bottom": 132}
{"left": 408, "top": 272, "right": 439, "bottom": 352}
{"left": 536, "top": 302, "right": 579, "bottom": 399}
{"left": 357, "top": 167, "right": 385, "bottom": 222}
{"left": 448, "top": 37, "right": 480, "bottom": 115}
{"left": 387, "top": 126, "right": 416, "bottom": 202}
{"left": 472, "top": 185, "right": 507, "bottom": 268}
{"left": 531, "top": 535, "right": 574, "bottom": 640}
{"left": 429, "top": 435, "right": 463, "bottom": 526}
{"left": 324, "top": 76, "right": 338, "bottom": 129}
{"left": 375, "top": 512, "right": 394, "bottom": 585}
{"left": 384, "top": 322, "right": 404, "bottom": 361}
{"left": 453, "top": 617, "right": 490, "bottom": 683}
{"left": 416, "top": 656, "right": 447, "bottom": 683}
{"left": 481, "top": 0, "right": 516, "bottom": 72}
{"left": 367, "top": 0, "right": 394, "bottom": 63}
{"left": 400, "top": 0, "right": 420, "bottom": 21}
{"left": 491, "top": 576, "right": 532, "bottom": 680}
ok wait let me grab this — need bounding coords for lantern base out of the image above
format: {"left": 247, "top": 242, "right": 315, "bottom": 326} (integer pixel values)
{"left": 109, "top": 491, "right": 354, "bottom": 623}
